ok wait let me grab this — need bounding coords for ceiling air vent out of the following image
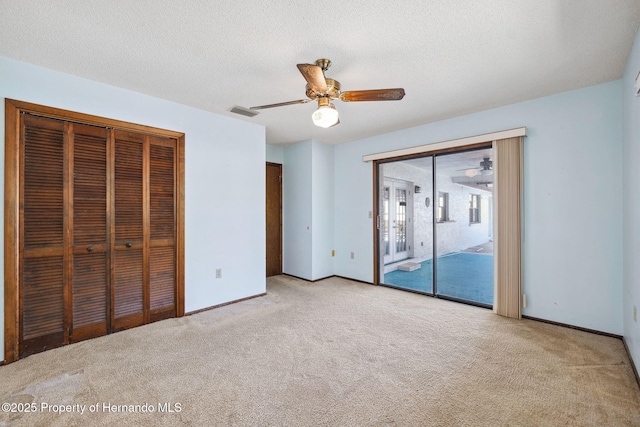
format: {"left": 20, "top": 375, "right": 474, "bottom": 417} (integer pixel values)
{"left": 229, "top": 106, "right": 259, "bottom": 117}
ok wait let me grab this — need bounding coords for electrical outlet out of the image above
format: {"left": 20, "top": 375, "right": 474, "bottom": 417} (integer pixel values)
{"left": 522, "top": 294, "right": 527, "bottom": 309}
{"left": 216, "top": 268, "right": 222, "bottom": 279}
{"left": 350, "top": 252, "right": 355, "bottom": 259}
{"left": 368, "top": 211, "right": 373, "bottom": 218}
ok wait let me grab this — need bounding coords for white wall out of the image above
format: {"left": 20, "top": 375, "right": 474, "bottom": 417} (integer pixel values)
{"left": 622, "top": 29, "right": 640, "bottom": 369}
{"left": 283, "top": 140, "right": 313, "bottom": 279}
{"left": 311, "top": 141, "right": 335, "bottom": 280}
{"left": 283, "top": 140, "right": 335, "bottom": 280}
{"left": 266, "top": 143, "right": 284, "bottom": 164}
{"left": 0, "top": 57, "right": 267, "bottom": 360}
{"left": 335, "top": 81, "right": 623, "bottom": 335}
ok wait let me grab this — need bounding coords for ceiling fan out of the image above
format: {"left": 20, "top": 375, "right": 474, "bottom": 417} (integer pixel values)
{"left": 250, "top": 58, "right": 405, "bottom": 128}
{"left": 462, "top": 157, "right": 493, "bottom": 177}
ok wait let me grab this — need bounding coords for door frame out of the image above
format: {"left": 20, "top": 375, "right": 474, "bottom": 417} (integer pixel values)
{"left": 4, "top": 99, "right": 186, "bottom": 364}
{"left": 266, "top": 162, "right": 283, "bottom": 276}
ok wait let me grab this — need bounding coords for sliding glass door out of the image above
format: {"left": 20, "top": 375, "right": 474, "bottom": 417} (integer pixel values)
{"left": 435, "top": 150, "right": 494, "bottom": 305}
{"left": 378, "top": 147, "right": 494, "bottom": 307}
{"left": 379, "top": 159, "right": 433, "bottom": 293}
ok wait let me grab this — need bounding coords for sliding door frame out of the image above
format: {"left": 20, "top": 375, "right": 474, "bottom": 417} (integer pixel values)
{"left": 373, "top": 142, "right": 491, "bottom": 286}
{"left": 4, "top": 99, "right": 186, "bottom": 364}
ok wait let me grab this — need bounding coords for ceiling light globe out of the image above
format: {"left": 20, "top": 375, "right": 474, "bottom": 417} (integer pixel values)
{"left": 312, "top": 105, "right": 339, "bottom": 128}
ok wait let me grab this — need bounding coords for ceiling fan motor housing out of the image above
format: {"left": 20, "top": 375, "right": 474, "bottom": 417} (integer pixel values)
{"left": 315, "top": 58, "right": 331, "bottom": 71}
{"left": 306, "top": 78, "right": 341, "bottom": 100}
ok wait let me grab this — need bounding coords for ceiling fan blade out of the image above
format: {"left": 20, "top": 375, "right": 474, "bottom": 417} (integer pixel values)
{"left": 339, "top": 88, "right": 405, "bottom": 102}
{"left": 250, "top": 99, "right": 312, "bottom": 110}
{"left": 297, "top": 64, "right": 328, "bottom": 92}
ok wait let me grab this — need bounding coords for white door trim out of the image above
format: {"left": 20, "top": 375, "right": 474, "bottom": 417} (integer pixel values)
{"left": 363, "top": 127, "right": 526, "bottom": 162}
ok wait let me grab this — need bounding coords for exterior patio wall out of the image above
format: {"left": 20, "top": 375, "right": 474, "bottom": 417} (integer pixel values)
{"left": 381, "top": 162, "right": 491, "bottom": 262}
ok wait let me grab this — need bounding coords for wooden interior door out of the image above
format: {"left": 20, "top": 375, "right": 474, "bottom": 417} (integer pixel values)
{"left": 112, "top": 130, "right": 146, "bottom": 331}
{"left": 266, "top": 162, "right": 282, "bottom": 276}
{"left": 69, "top": 123, "right": 109, "bottom": 342}
{"left": 19, "top": 114, "right": 66, "bottom": 357}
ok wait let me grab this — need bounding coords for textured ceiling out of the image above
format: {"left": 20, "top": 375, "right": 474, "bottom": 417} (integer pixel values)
{"left": 1, "top": 1, "right": 639, "bottom": 146}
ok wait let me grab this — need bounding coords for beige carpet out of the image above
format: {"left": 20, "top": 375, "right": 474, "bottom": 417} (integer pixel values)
{"left": 1, "top": 275, "right": 639, "bottom": 426}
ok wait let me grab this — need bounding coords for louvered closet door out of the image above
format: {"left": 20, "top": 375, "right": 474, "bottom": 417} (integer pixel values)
{"left": 70, "top": 123, "right": 109, "bottom": 342}
{"left": 7, "top": 100, "right": 184, "bottom": 362}
{"left": 113, "top": 130, "right": 146, "bottom": 331}
{"left": 20, "top": 115, "right": 66, "bottom": 357}
{"left": 149, "top": 137, "right": 177, "bottom": 321}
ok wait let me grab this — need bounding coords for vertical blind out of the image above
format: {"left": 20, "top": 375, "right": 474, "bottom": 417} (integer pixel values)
{"left": 493, "top": 137, "right": 523, "bottom": 319}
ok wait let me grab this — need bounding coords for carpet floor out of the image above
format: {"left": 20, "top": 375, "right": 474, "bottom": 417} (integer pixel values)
{"left": 383, "top": 252, "right": 494, "bottom": 305}
{"left": 0, "top": 275, "right": 638, "bottom": 426}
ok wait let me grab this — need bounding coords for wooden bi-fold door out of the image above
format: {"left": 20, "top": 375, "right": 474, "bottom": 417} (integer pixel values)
{"left": 20, "top": 115, "right": 110, "bottom": 356}
{"left": 111, "top": 130, "right": 178, "bottom": 332}
{"left": 69, "top": 122, "right": 110, "bottom": 343}
{"left": 6, "top": 100, "right": 184, "bottom": 362}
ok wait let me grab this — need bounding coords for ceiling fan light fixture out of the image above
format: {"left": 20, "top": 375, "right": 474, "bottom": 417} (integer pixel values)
{"left": 465, "top": 169, "right": 478, "bottom": 177}
{"left": 480, "top": 168, "right": 493, "bottom": 176}
{"left": 249, "top": 59, "right": 405, "bottom": 129}
{"left": 312, "top": 101, "right": 339, "bottom": 128}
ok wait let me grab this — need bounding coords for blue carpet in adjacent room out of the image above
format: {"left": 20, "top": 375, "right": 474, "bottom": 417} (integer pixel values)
{"left": 383, "top": 252, "right": 493, "bottom": 305}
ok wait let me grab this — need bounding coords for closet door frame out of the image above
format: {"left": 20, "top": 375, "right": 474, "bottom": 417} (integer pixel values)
{"left": 4, "top": 99, "right": 185, "bottom": 364}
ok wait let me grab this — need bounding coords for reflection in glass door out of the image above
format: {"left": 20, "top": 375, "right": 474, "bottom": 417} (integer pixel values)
{"left": 379, "top": 147, "right": 494, "bottom": 307}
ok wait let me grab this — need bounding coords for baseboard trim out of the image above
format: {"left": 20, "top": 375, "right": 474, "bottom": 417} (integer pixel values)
{"left": 185, "top": 292, "right": 267, "bottom": 316}
{"left": 282, "top": 273, "right": 336, "bottom": 283}
{"left": 524, "top": 316, "right": 640, "bottom": 389}
{"left": 622, "top": 337, "right": 640, "bottom": 390}
{"left": 334, "top": 275, "right": 374, "bottom": 286}
{"left": 522, "top": 315, "right": 622, "bottom": 339}
{"left": 283, "top": 273, "right": 376, "bottom": 286}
